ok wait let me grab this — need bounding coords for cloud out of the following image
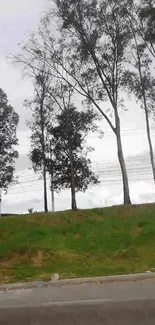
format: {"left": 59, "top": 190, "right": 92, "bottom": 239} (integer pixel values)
{"left": 0, "top": 0, "right": 49, "bottom": 55}
{"left": 15, "top": 154, "right": 31, "bottom": 172}
{"left": 130, "top": 181, "right": 155, "bottom": 203}
{"left": 2, "top": 178, "right": 155, "bottom": 214}
{"left": 79, "top": 179, "right": 155, "bottom": 209}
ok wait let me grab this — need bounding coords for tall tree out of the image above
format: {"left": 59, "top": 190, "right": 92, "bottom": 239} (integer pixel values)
{"left": 0, "top": 88, "right": 19, "bottom": 215}
{"left": 12, "top": 30, "right": 55, "bottom": 213}
{"left": 26, "top": 69, "right": 52, "bottom": 213}
{"left": 123, "top": 4, "right": 155, "bottom": 183}
{"left": 42, "top": 0, "right": 133, "bottom": 204}
{"left": 47, "top": 105, "right": 99, "bottom": 210}
{"left": 12, "top": 0, "right": 134, "bottom": 204}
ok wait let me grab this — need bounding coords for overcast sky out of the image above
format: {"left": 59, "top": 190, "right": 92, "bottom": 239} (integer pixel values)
{"left": 0, "top": 0, "right": 155, "bottom": 214}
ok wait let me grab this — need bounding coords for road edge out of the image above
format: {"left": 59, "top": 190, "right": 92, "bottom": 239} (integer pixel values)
{"left": 0, "top": 272, "right": 155, "bottom": 291}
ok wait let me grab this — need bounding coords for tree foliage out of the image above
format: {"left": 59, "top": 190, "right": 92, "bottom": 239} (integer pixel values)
{"left": 139, "top": 0, "right": 155, "bottom": 54}
{"left": 0, "top": 88, "right": 19, "bottom": 191}
{"left": 46, "top": 105, "right": 99, "bottom": 209}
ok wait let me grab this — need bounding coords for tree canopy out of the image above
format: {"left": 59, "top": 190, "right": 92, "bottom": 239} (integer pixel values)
{"left": 0, "top": 88, "right": 19, "bottom": 192}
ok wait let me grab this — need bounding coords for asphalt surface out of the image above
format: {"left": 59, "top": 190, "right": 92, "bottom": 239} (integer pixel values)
{"left": 0, "top": 278, "right": 155, "bottom": 324}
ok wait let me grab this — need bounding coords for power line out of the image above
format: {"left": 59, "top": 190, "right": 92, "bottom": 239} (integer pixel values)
{"left": 16, "top": 127, "right": 155, "bottom": 147}
{"left": 4, "top": 175, "right": 154, "bottom": 196}
{"left": 2, "top": 124, "right": 155, "bottom": 197}
{"left": 9, "top": 167, "right": 154, "bottom": 188}
{"left": 4, "top": 179, "right": 154, "bottom": 196}
{"left": 13, "top": 167, "right": 154, "bottom": 185}
{"left": 14, "top": 164, "right": 154, "bottom": 179}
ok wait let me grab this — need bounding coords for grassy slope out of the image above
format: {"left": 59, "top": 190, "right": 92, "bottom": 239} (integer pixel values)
{"left": 0, "top": 203, "right": 155, "bottom": 284}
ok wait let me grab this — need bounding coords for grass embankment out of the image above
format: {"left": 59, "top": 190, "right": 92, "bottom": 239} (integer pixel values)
{"left": 0, "top": 204, "right": 155, "bottom": 284}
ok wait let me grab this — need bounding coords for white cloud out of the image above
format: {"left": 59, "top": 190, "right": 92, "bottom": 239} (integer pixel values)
{"left": 0, "top": 1, "right": 49, "bottom": 57}
{"left": 130, "top": 181, "right": 155, "bottom": 203}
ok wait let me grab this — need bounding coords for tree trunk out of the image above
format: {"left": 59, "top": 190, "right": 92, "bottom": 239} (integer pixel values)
{"left": 68, "top": 142, "right": 77, "bottom": 210}
{"left": 71, "top": 183, "right": 77, "bottom": 210}
{"left": 143, "top": 93, "right": 155, "bottom": 183}
{"left": 133, "top": 28, "right": 155, "bottom": 183}
{"left": 136, "top": 47, "right": 155, "bottom": 183}
{"left": 51, "top": 177, "right": 55, "bottom": 212}
{"left": 43, "top": 164, "right": 48, "bottom": 212}
{"left": 115, "top": 113, "right": 131, "bottom": 205}
{"left": 50, "top": 141, "right": 55, "bottom": 212}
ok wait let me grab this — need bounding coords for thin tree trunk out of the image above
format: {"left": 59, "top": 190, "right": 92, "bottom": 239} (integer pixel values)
{"left": 131, "top": 25, "right": 155, "bottom": 184}
{"left": 43, "top": 164, "right": 48, "bottom": 212}
{"left": 49, "top": 140, "right": 55, "bottom": 212}
{"left": 115, "top": 113, "right": 131, "bottom": 205}
{"left": 143, "top": 93, "right": 155, "bottom": 182}
{"left": 136, "top": 45, "right": 155, "bottom": 183}
{"left": 71, "top": 184, "right": 77, "bottom": 210}
{"left": 51, "top": 170, "right": 55, "bottom": 212}
{"left": 51, "top": 182, "right": 55, "bottom": 212}
{"left": 39, "top": 83, "right": 48, "bottom": 213}
{"left": 68, "top": 142, "right": 77, "bottom": 210}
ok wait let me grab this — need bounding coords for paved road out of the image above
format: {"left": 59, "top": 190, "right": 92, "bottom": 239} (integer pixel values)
{"left": 0, "top": 300, "right": 155, "bottom": 324}
{"left": 0, "top": 278, "right": 155, "bottom": 324}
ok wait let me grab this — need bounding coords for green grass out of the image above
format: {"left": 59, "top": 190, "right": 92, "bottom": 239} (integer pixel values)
{"left": 0, "top": 203, "right": 155, "bottom": 284}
